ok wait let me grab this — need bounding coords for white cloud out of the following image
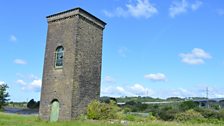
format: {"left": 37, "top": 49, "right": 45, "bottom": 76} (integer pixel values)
{"left": 101, "top": 84, "right": 153, "bottom": 97}
{"left": 103, "top": 76, "right": 116, "bottom": 84}
{"left": 130, "top": 84, "right": 154, "bottom": 96}
{"left": 191, "top": 0, "right": 203, "bottom": 11}
{"left": 101, "top": 86, "right": 132, "bottom": 96}
{"left": 170, "top": 88, "right": 196, "bottom": 98}
{"left": 169, "top": 0, "right": 202, "bottom": 18}
{"left": 103, "top": 7, "right": 128, "bottom": 18}
{"left": 116, "top": 86, "right": 130, "bottom": 95}
{"left": 103, "top": 0, "right": 157, "bottom": 18}
{"left": 118, "top": 47, "right": 128, "bottom": 57}
{"left": 0, "top": 81, "right": 5, "bottom": 85}
{"left": 126, "top": 0, "right": 158, "bottom": 18}
{"left": 179, "top": 48, "right": 211, "bottom": 65}
{"left": 102, "top": 84, "right": 224, "bottom": 99}
{"left": 144, "top": 73, "right": 166, "bottom": 81}
{"left": 14, "top": 59, "right": 27, "bottom": 65}
{"left": 169, "top": 0, "right": 188, "bottom": 18}
{"left": 16, "top": 79, "right": 41, "bottom": 92}
{"left": 16, "top": 74, "right": 42, "bottom": 92}
{"left": 28, "top": 79, "right": 42, "bottom": 92}
{"left": 10, "top": 35, "right": 17, "bottom": 42}
{"left": 16, "top": 79, "right": 27, "bottom": 86}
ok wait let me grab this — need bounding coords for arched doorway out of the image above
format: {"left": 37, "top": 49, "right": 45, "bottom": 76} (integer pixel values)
{"left": 50, "top": 99, "right": 60, "bottom": 122}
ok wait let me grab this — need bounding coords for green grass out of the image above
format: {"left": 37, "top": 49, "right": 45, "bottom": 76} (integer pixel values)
{"left": 0, "top": 112, "right": 222, "bottom": 126}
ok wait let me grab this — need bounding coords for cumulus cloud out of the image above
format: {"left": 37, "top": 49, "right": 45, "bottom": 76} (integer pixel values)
{"left": 126, "top": 0, "right": 158, "bottom": 18}
{"left": 179, "top": 48, "right": 211, "bottom": 65}
{"left": 169, "top": 0, "right": 202, "bottom": 18}
{"left": 101, "top": 84, "right": 153, "bottom": 97}
{"left": 16, "top": 79, "right": 26, "bottom": 86}
{"left": 103, "top": 0, "right": 158, "bottom": 19}
{"left": 17, "top": 79, "right": 41, "bottom": 92}
{"left": 10, "top": 35, "right": 17, "bottom": 42}
{"left": 28, "top": 79, "right": 42, "bottom": 92}
{"left": 103, "top": 76, "right": 116, "bottom": 84}
{"left": 130, "top": 84, "right": 154, "bottom": 96}
{"left": 144, "top": 73, "right": 166, "bottom": 81}
{"left": 14, "top": 59, "right": 27, "bottom": 65}
{"left": 16, "top": 74, "right": 42, "bottom": 92}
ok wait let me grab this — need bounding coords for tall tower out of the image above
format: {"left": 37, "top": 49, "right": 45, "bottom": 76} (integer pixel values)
{"left": 39, "top": 8, "right": 106, "bottom": 121}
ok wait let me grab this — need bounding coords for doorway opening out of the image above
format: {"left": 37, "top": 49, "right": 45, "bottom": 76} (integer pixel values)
{"left": 50, "top": 99, "right": 60, "bottom": 122}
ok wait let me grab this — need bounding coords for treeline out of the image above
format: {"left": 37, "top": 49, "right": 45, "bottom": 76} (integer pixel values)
{"left": 102, "top": 96, "right": 207, "bottom": 103}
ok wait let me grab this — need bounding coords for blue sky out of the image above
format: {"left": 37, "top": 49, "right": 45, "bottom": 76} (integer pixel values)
{"left": 0, "top": 0, "right": 224, "bottom": 102}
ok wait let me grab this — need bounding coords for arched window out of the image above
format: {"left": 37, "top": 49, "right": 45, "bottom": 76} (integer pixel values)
{"left": 55, "top": 46, "right": 64, "bottom": 68}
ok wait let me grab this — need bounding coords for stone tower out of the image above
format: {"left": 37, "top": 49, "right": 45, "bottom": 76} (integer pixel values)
{"left": 39, "top": 8, "right": 106, "bottom": 121}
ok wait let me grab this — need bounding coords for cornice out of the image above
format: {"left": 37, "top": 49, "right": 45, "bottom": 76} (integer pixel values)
{"left": 47, "top": 8, "right": 106, "bottom": 29}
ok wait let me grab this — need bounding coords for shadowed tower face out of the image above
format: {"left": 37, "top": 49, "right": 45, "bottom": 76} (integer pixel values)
{"left": 39, "top": 8, "right": 106, "bottom": 121}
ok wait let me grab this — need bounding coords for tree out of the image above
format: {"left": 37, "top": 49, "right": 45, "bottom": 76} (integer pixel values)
{"left": 27, "top": 99, "right": 40, "bottom": 109}
{"left": 0, "top": 83, "right": 10, "bottom": 109}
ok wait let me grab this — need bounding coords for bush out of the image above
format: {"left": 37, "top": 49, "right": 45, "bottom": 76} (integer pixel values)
{"left": 195, "top": 108, "right": 219, "bottom": 119}
{"left": 27, "top": 99, "right": 39, "bottom": 109}
{"left": 157, "top": 106, "right": 178, "bottom": 121}
{"left": 195, "top": 108, "right": 224, "bottom": 121}
{"left": 124, "top": 114, "right": 136, "bottom": 121}
{"left": 148, "top": 112, "right": 156, "bottom": 121}
{"left": 175, "top": 109, "right": 205, "bottom": 122}
{"left": 218, "top": 109, "right": 224, "bottom": 120}
{"left": 124, "top": 101, "right": 148, "bottom": 112}
{"left": 179, "top": 100, "right": 198, "bottom": 111}
{"left": 87, "top": 100, "right": 121, "bottom": 120}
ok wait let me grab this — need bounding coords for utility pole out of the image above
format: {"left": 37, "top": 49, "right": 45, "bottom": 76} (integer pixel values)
{"left": 206, "top": 87, "right": 209, "bottom": 108}
{"left": 206, "top": 87, "right": 209, "bottom": 99}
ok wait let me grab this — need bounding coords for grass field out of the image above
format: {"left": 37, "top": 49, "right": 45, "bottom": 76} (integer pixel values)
{"left": 0, "top": 112, "right": 222, "bottom": 126}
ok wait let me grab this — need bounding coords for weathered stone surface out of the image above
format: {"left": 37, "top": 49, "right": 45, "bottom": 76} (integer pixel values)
{"left": 39, "top": 8, "right": 106, "bottom": 121}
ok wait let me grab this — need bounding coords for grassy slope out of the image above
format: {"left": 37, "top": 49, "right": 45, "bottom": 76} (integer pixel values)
{"left": 0, "top": 112, "right": 220, "bottom": 126}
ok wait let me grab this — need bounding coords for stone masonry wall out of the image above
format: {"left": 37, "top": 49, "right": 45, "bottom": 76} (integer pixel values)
{"left": 71, "top": 15, "right": 103, "bottom": 117}
{"left": 39, "top": 16, "right": 78, "bottom": 120}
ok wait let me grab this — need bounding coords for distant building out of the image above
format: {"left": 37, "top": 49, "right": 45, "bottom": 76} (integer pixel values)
{"left": 39, "top": 8, "right": 106, "bottom": 121}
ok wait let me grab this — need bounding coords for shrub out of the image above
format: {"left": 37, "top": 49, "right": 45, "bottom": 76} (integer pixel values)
{"left": 123, "top": 107, "right": 131, "bottom": 113}
{"left": 124, "top": 101, "right": 148, "bottom": 112}
{"left": 87, "top": 100, "right": 121, "bottom": 120}
{"left": 194, "top": 108, "right": 224, "bottom": 122}
{"left": 124, "top": 114, "right": 136, "bottom": 121}
{"left": 179, "top": 100, "right": 198, "bottom": 111}
{"left": 27, "top": 99, "right": 39, "bottom": 109}
{"left": 157, "top": 106, "right": 178, "bottom": 121}
{"left": 175, "top": 109, "right": 205, "bottom": 122}
{"left": 195, "top": 108, "right": 219, "bottom": 119}
{"left": 148, "top": 112, "right": 156, "bottom": 121}
{"left": 218, "top": 109, "right": 224, "bottom": 120}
